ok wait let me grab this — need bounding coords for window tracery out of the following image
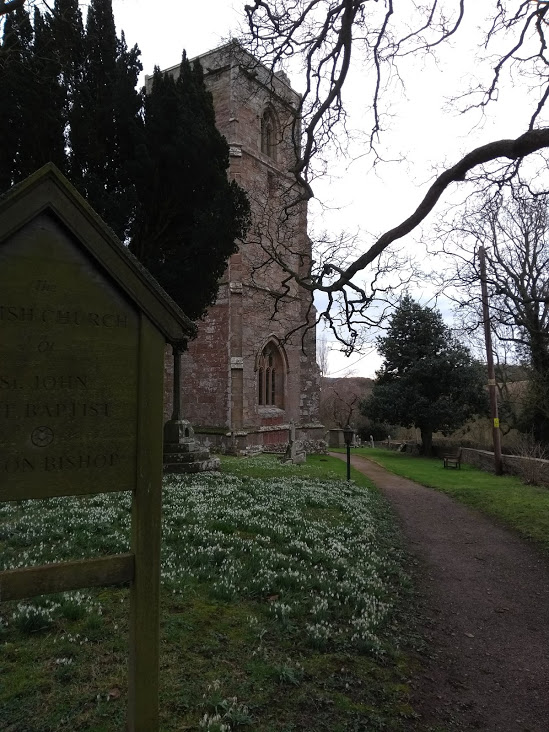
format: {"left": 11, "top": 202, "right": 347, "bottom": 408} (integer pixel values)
{"left": 257, "top": 342, "right": 285, "bottom": 408}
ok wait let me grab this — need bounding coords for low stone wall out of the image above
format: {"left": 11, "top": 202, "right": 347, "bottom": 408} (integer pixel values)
{"left": 192, "top": 423, "right": 325, "bottom": 453}
{"left": 461, "top": 447, "right": 549, "bottom": 485}
{"left": 264, "top": 439, "right": 328, "bottom": 455}
{"left": 373, "top": 441, "right": 420, "bottom": 454}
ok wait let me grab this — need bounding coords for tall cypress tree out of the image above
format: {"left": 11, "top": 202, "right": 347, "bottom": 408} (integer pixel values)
{"left": 0, "top": 5, "right": 34, "bottom": 189}
{"left": 130, "top": 54, "right": 250, "bottom": 321}
{"left": 70, "top": 0, "right": 117, "bottom": 202}
{"left": 0, "top": 3, "right": 70, "bottom": 189}
{"left": 111, "top": 31, "right": 143, "bottom": 237}
{"left": 70, "top": 0, "right": 142, "bottom": 240}
{"left": 19, "top": 8, "right": 65, "bottom": 175}
{"left": 50, "top": 0, "right": 85, "bottom": 179}
{"left": 0, "top": 12, "right": 19, "bottom": 191}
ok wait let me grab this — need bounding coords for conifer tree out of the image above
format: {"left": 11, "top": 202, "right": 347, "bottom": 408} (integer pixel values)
{"left": 20, "top": 7, "right": 65, "bottom": 175}
{"left": 0, "top": 5, "right": 65, "bottom": 183}
{"left": 70, "top": 0, "right": 142, "bottom": 240}
{"left": 0, "top": 0, "right": 81, "bottom": 187}
{"left": 362, "top": 296, "right": 486, "bottom": 455}
{"left": 50, "top": 0, "right": 85, "bottom": 179}
{"left": 130, "top": 54, "right": 250, "bottom": 321}
{"left": 0, "top": 5, "right": 34, "bottom": 188}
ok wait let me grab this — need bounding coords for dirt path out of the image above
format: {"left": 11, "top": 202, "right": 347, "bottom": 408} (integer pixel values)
{"left": 330, "top": 452, "right": 549, "bottom": 732}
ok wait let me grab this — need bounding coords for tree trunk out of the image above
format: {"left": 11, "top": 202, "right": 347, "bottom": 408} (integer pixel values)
{"left": 420, "top": 428, "right": 433, "bottom": 456}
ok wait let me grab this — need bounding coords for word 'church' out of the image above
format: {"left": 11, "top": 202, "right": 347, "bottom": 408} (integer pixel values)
{"left": 154, "top": 44, "right": 322, "bottom": 450}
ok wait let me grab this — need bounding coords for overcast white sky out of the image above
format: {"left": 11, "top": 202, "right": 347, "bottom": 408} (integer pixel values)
{"left": 112, "top": 0, "right": 240, "bottom": 77}
{"left": 110, "top": 0, "right": 542, "bottom": 378}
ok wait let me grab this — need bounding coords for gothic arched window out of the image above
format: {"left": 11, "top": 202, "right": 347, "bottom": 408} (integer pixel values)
{"left": 257, "top": 341, "right": 285, "bottom": 408}
{"left": 261, "top": 108, "right": 277, "bottom": 161}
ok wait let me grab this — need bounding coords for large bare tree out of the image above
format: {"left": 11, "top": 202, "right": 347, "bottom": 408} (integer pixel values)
{"left": 433, "top": 184, "right": 549, "bottom": 441}
{"left": 243, "top": 0, "right": 549, "bottom": 347}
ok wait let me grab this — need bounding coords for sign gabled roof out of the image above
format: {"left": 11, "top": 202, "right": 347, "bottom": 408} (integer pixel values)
{"left": 0, "top": 164, "right": 196, "bottom": 343}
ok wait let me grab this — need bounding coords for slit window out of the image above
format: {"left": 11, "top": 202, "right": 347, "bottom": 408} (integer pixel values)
{"left": 261, "top": 109, "right": 277, "bottom": 160}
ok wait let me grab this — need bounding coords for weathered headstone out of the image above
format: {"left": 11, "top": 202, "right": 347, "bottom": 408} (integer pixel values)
{"left": 328, "top": 428, "right": 345, "bottom": 448}
{"left": 0, "top": 164, "right": 194, "bottom": 731}
{"left": 282, "top": 420, "right": 306, "bottom": 464}
{"left": 292, "top": 439, "right": 307, "bottom": 464}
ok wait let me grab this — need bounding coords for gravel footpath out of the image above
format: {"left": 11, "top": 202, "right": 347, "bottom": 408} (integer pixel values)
{"left": 330, "top": 452, "right": 549, "bottom": 732}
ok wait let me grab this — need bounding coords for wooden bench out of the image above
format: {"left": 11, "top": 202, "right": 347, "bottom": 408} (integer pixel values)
{"left": 443, "top": 448, "right": 462, "bottom": 469}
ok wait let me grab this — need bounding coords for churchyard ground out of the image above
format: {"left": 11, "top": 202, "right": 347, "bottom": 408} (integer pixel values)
{"left": 329, "top": 447, "right": 549, "bottom": 730}
{"left": 343, "top": 447, "right": 549, "bottom": 555}
{"left": 0, "top": 454, "right": 418, "bottom": 731}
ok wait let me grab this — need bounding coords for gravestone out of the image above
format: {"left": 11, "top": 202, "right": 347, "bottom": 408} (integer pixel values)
{"left": 282, "top": 420, "right": 306, "bottom": 464}
{"left": 328, "top": 428, "right": 345, "bottom": 448}
{"left": 0, "top": 164, "right": 194, "bottom": 731}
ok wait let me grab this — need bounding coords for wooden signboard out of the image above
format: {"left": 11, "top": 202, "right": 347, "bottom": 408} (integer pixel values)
{"left": 0, "top": 165, "right": 194, "bottom": 731}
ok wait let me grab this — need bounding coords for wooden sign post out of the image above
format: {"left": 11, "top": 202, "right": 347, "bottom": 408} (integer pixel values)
{"left": 0, "top": 165, "right": 195, "bottom": 730}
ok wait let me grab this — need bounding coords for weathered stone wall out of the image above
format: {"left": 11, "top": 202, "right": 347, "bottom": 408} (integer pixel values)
{"left": 183, "top": 287, "right": 231, "bottom": 426}
{"left": 461, "top": 447, "right": 549, "bottom": 485}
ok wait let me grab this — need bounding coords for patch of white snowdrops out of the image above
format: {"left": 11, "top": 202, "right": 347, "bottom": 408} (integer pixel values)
{"left": 0, "top": 459, "right": 407, "bottom": 655}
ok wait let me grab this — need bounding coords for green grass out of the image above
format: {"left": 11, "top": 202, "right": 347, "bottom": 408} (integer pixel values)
{"left": 221, "top": 452, "right": 360, "bottom": 482}
{"left": 0, "top": 454, "right": 420, "bottom": 731}
{"left": 346, "top": 447, "right": 549, "bottom": 554}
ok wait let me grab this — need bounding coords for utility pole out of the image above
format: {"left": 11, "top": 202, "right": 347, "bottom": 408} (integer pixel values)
{"left": 478, "top": 245, "right": 503, "bottom": 475}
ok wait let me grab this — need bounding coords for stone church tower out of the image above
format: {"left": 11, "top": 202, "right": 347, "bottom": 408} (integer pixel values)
{"left": 156, "top": 43, "right": 322, "bottom": 451}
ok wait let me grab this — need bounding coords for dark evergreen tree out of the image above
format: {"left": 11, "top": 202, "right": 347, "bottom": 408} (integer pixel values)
{"left": 50, "top": 0, "right": 85, "bottom": 179}
{"left": 70, "top": 0, "right": 116, "bottom": 194}
{"left": 0, "top": 9, "right": 249, "bottom": 325}
{"left": 20, "top": 8, "right": 65, "bottom": 175}
{"left": 0, "top": 5, "right": 34, "bottom": 189}
{"left": 70, "top": 0, "right": 142, "bottom": 240}
{"left": 0, "top": 1, "right": 74, "bottom": 188}
{"left": 130, "top": 54, "right": 250, "bottom": 321}
{"left": 110, "top": 31, "right": 143, "bottom": 234}
{"left": 362, "top": 296, "right": 486, "bottom": 455}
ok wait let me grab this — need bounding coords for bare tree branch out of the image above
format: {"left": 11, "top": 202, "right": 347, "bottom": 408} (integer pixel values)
{"left": 242, "top": 1, "right": 549, "bottom": 337}
{"left": 430, "top": 182, "right": 549, "bottom": 439}
{"left": 310, "top": 129, "right": 549, "bottom": 293}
